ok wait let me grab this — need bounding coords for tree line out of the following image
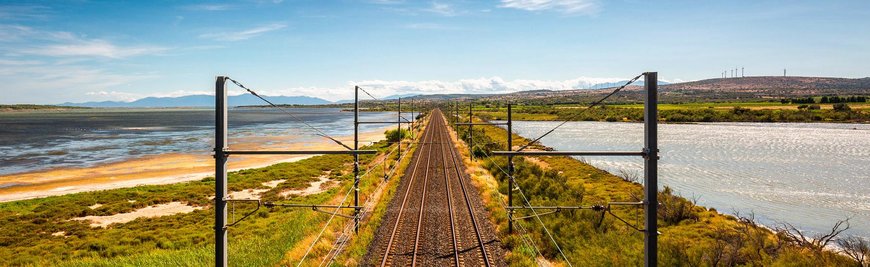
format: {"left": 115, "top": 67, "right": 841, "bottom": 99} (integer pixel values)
{"left": 782, "top": 96, "right": 868, "bottom": 104}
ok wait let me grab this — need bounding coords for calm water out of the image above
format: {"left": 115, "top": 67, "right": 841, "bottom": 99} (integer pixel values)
{"left": 499, "top": 121, "right": 870, "bottom": 238}
{"left": 0, "top": 108, "right": 397, "bottom": 176}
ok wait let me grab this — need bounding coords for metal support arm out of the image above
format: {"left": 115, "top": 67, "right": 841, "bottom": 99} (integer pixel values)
{"left": 358, "top": 121, "right": 412, "bottom": 124}
{"left": 455, "top": 122, "right": 508, "bottom": 126}
{"left": 224, "top": 150, "right": 376, "bottom": 155}
{"left": 224, "top": 199, "right": 261, "bottom": 228}
{"left": 492, "top": 151, "right": 645, "bottom": 157}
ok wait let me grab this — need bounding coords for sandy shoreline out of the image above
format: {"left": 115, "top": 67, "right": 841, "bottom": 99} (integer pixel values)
{"left": 0, "top": 127, "right": 393, "bottom": 202}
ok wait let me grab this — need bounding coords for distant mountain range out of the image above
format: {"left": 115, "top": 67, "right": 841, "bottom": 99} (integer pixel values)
{"left": 61, "top": 94, "right": 331, "bottom": 107}
{"left": 58, "top": 76, "right": 870, "bottom": 107}
{"left": 368, "top": 76, "right": 870, "bottom": 104}
{"left": 332, "top": 93, "right": 421, "bottom": 104}
{"left": 589, "top": 79, "right": 670, "bottom": 89}
{"left": 62, "top": 93, "right": 425, "bottom": 108}
{"left": 661, "top": 76, "right": 870, "bottom": 93}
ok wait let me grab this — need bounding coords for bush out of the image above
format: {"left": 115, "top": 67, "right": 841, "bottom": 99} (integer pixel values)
{"left": 732, "top": 106, "right": 751, "bottom": 114}
{"left": 156, "top": 239, "right": 174, "bottom": 249}
{"left": 837, "top": 236, "right": 870, "bottom": 267}
{"left": 658, "top": 186, "right": 699, "bottom": 225}
{"left": 384, "top": 128, "right": 412, "bottom": 142}
{"left": 808, "top": 104, "right": 821, "bottom": 110}
{"left": 833, "top": 103, "right": 852, "bottom": 112}
{"left": 776, "top": 218, "right": 850, "bottom": 252}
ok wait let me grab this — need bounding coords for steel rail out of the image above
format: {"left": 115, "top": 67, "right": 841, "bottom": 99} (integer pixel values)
{"left": 411, "top": 119, "right": 436, "bottom": 267}
{"left": 324, "top": 126, "right": 420, "bottom": 267}
{"left": 380, "top": 115, "right": 435, "bottom": 267}
{"left": 437, "top": 113, "right": 462, "bottom": 267}
{"left": 444, "top": 111, "right": 492, "bottom": 267}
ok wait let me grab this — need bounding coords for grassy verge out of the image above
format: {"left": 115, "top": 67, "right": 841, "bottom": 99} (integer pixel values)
{"left": 0, "top": 104, "right": 90, "bottom": 111}
{"left": 0, "top": 133, "right": 408, "bottom": 266}
{"left": 474, "top": 101, "right": 870, "bottom": 123}
{"left": 329, "top": 114, "right": 430, "bottom": 266}
{"left": 446, "top": 114, "right": 856, "bottom": 266}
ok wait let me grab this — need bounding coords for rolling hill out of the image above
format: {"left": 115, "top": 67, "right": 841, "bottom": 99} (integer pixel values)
{"left": 62, "top": 94, "right": 331, "bottom": 107}
{"left": 59, "top": 76, "right": 870, "bottom": 107}
{"left": 390, "top": 76, "right": 870, "bottom": 104}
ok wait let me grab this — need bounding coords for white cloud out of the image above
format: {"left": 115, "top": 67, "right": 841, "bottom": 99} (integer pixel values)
{"left": 0, "top": 59, "right": 41, "bottom": 66}
{"left": 26, "top": 75, "right": 688, "bottom": 104}
{"left": 0, "top": 24, "right": 36, "bottom": 42}
{"left": 0, "top": 61, "right": 158, "bottom": 103}
{"left": 1, "top": 24, "right": 168, "bottom": 59}
{"left": 183, "top": 4, "right": 232, "bottom": 11}
{"left": 427, "top": 2, "right": 457, "bottom": 16}
{"left": 403, "top": 23, "right": 451, "bottom": 30}
{"left": 173, "top": 16, "right": 185, "bottom": 26}
{"left": 199, "top": 23, "right": 287, "bottom": 41}
{"left": 153, "top": 90, "right": 216, "bottom": 98}
{"left": 0, "top": 24, "right": 172, "bottom": 103}
{"left": 22, "top": 39, "right": 167, "bottom": 58}
{"left": 83, "top": 90, "right": 222, "bottom": 102}
{"left": 369, "top": 0, "right": 405, "bottom": 4}
{"left": 85, "top": 91, "right": 143, "bottom": 102}
{"left": 499, "top": 0, "right": 600, "bottom": 15}
{"left": 324, "top": 76, "right": 625, "bottom": 101}
{"left": 213, "top": 76, "right": 643, "bottom": 102}
{"left": 0, "top": 5, "right": 50, "bottom": 20}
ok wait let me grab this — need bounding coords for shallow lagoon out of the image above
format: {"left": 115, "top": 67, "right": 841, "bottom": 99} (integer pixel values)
{"left": 500, "top": 121, "right": 870, "bottom": 238}
{"left": 0, "top": 108, "right": 397, "bottom": 175}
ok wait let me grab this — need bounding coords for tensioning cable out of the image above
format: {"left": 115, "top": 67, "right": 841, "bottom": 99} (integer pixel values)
{"left": 516, "top": 73, "right": 644, "bottom": 152}
{"left": 226, "top": 77, "right": 352, "bottom": 150}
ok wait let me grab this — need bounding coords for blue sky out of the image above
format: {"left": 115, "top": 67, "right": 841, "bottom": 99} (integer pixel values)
{"left": 1, "top": 0, "right": 869, "bottom": 104}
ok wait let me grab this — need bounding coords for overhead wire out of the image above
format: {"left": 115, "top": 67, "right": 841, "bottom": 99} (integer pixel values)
{"left": 313, "top": 86, "right": 421, "bottom": 265}
{"left": 356, "top": 86, "right": 380, "bottom": 101}
{"left": 294, "top": 171, "right": 356, "bottom": 266}
{"left": 299, "top": 134, "right": 411, "bottom": 266}
{"left": 472, "top": 142, "right": 573, "bottom": 267}
{"left": 516, "top": 73, "right": 644, "bottom": 152}
{"left": 321, "top": 139, "right": 416, "bottom": 266}
{"left": 467, "top": 116, "right": 650, "bottom": 265}
{"left": 226, "top": 77, "right": 353, "bottom": 150}
{"left": 220, "top": 78, "right": 422, "bottom": 264}
{"left": 356, "top": 85, "right": 417, "bottom": 141}
{"left": 442, "top": 117, "right": 546, "bottom": 263}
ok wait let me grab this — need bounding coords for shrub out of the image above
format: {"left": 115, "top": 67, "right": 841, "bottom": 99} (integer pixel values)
{"left": 156, "top": 239, "right": 175, "bottom": 249}
{"left": 657, "top": 186, "right": 699, "bottom": 225}
{"left": 837, "top": 236, "right": 870, "bottom": 267}
{"left": 732, "top": 106, "right": 751, "bottom": 114}
{"left": 834, "top": 103, "right": 852, "bottom": 112}
{"left": 384, "top": 128, "right": 412, "bottom": 142}
{"left": 776, "top": 218, "right": 850, "bottom": 252}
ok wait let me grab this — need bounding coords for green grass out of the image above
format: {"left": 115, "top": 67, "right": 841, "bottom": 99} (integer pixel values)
{"left": 0, "top": 104, "right": 89, "bottom": 111}
{"left": 0, "top": 135, "right": 407, "bottom": 266}
{"left": 56, "top": 209, "right": 320, "bottom": 267}
{"left": 333, "top": 116, "right": 428, "bottom": 266}
{"left": 473, "top": 101, "right": 870, "bottom": 123}
{"left": 447, "top": 114, "right": 856, "bottom": 266}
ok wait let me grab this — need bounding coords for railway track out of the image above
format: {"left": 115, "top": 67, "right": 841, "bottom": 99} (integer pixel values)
{"left": 366, "top": 109, "right": 504, "bottom": 266}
